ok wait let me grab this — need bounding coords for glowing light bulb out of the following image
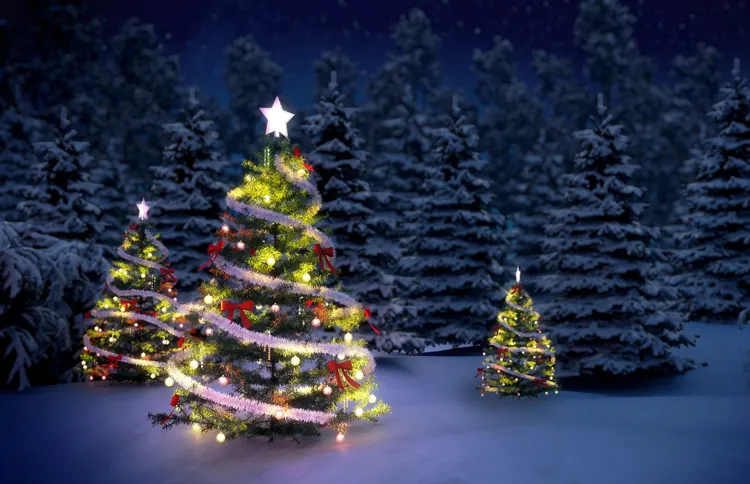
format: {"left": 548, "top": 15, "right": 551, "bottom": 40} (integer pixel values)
{"left": 323, "top": 385, "right": 333, "bottom": 396}
{"left": 140, "top": 273, "right": 146, "bottom": 279}
{"left": 263, "top": 195, "right": 270, "bottom": 202}
{"left": 336, "top": 433, "right": 345, "bottom": 443}
{"left": 178, "top": 323, "right": 183, "bottom": 329}
{"left": 192, "top": 423, "right": 201, "bottom": 431}
{"left": 141, "top": 352, "right": 146, "bottom": 358}
{"left": 205, "top": 328, "right": 214, "bottom": 336}
{"left": 354, "top": 370, "right": 364, "bottom": 381}
{"left": 236, "top": 241, "right": 245, "bottom": 250}
{"left": 204, "top": 295, "right": 214, "bottom": 305}
{"left": 337, "top": 353, "right": 345, "bottom": 361}
{"left": 302, "top": 273, "right": 311, "bottom": 282}
{"left": 216, "top": 433, "right": 226, "bottom": 443}
{"left": 189, "top": 360, "right": 199, "bottom": 370}
{"left": 134, "top": 323, "right": 139, "bottom": 328}
{"left": 274, "top": 410, "right": 284, "bottom": 420}
{"left": 271, "top": 303, "right": 280, "bottom": 313}
{"left": 150, "top": 373, "right": 156, "bottom": 379}
{"left": 161, "top": 307, "right": 168, "bottom": 313}
{"left": 298, "top": 168, "right": 305, "bottom": 176}
{"left": 94, "top": 326, "right": 99, "bottom": 331}
{"left": 266, "top": 257, "right": 276, "bottom": 266}
{"left": 291, "top": 356, "right": 301, "bottom": 366}
{"left": 165, "top": 377, "right": 174, "bottom": 387}
{"left": 162, "top": 339, "right": 169, "bottom": 345}
{"left": 344, "top": 332, "right": 352, "bottom": 343}
{"left": 89, "top": 376, "right": 94, "bottom": 381}
{"left": 311, "top": 318, "right": 321, "bottom": 328}
{"left": 101, "top": 375, "right": 107, "bottom": 380}
{"left": 219, "top": 376, "right": 228, "bottom": 386}
{"left": 355, "top": 408, "right": 363, "bottom": 417}
{"left": 368, "top": 394, "right": 377, "bottom": 404}
{"left": 112, "top": 296, "right": 118, "bottom": 301}
{"left": 221, "top": 224, "right": 230, "bottom": 233}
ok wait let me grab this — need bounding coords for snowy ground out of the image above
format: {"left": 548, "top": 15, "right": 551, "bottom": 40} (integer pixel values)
{"left": 1, "top": 323, "right": 749, "bottom": 484}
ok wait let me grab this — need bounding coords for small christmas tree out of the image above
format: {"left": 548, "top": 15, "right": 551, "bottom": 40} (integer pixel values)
{"left": 477, "top": 268, "right": 558, "bottom": 398}
{"left": 149, "top": 97, "right": 389, "bottom": 443}
{"left": 81, "top": 199, "right": 184, "bottom": 382}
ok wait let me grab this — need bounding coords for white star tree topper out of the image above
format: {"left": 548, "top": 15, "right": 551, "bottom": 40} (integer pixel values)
{"left": 516, "top": 267, "right": 521, "bottom": 284}
{"left": 259, "top": 96, "right": 294, "bottom": 138}
{"left": 137, "top": 198, "right": 150, "bottom": 220}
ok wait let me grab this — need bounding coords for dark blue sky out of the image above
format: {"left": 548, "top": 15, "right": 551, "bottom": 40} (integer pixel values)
{"left": 6, "top": 0, "right": 749, "bottom": 109}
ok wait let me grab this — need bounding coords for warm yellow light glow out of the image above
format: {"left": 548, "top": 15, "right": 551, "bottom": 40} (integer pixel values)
{"left": 205, "top": 328, "right": 214, "bottom": 336}
{"left": 189, "top": 360, "right": 199, "bottom": 370}
{"left": 140, "top": 273, "right": 146, "bottom": 279}
{"left": 336, "top": 433, "right": 345, "bottom": 443}
{"left": 368, "top": 394, "right": 377, "bottom": 404}
{"left": 291, "top": 356, "right": 301, "bottom": 366}
{"left": 192, "top": 423, "right": 201, "bottom": 431}
{"left": 274, "top": 410, "right": 284, "bottom": 420}
{"left": 354, "top": 371, "right": 364, "bottom": 380}
{"left": 264, "top": 195, "right": 271, "bottom": 202}
{"left": 141, "top": 352, "right": 146, "bottom": 357}
{"left": 266, "top": 257, "right": 276, "bottom": 266}
{"left": 221, "top": 224, "right": 230, "bottom": 233}
{"left": 355, "top": 408, "right": 363, "bottom": 417}
{"left": 150, "top": 373, "right": 156, "bottom": 379}
{"left": 161, "top": 307, "right": 168, "bottom": 313}
{"left": 162, "top": 339, "right": 169, "bottom": 345}
{"left": 216, "top": 432, "right": 226, "bottom": 443}
{"left": 344, "top": 332, "right": 352, "bottom": 343}
{"left": 113, "top": 296, "right": 118, "bottom": 301}
{"left": 337, "top": 353, "right": 345, "bottom": 361}
{"left": 204, "top": 295, "right": 214, "bottom": 305}
{"left": 302, "top": 273, "right": 311, "bottom": 282}
{"left": 165, "top": 377, "right": 174, "bottom": 387}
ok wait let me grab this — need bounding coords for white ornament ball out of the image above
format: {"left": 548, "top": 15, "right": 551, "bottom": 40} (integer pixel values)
{"left": 355, "top": 407, "right": 363, "bottom": 417}
{"left": 205, "top": 328, "right": 214, "bottom": 336}
{"left": 150, "top": 373, "right": 156, "bottom": 379}
{"left": 354, "top": 370, "right": 364, "bottom": 381}
{"left": 216, "top": 432, "right": 226, "bottom": 443}
{"left": 221, "top": 224, "right": 230, "bottom": 233}
{"left": 291, "top": 356, "right": 301, "bottom": 366}
{"left": 368, "top": 394, "right": 377, "bottom": 404}
{"left": 204, "top": 295, "right": 214, "bottom": 305}
{"left": 344, "top": 332, "right": 352, "bottom": 343}
{"left": 189, "top": 360, "right": 199, "bottom": 370}
{"left": 302, "top": 273, "right": 311, "bottom": 282}
{"left": 165, "top": 377, "right": 174, "bottom": 387}
{"left": 311, "top": 318, "right": 321, "bottom": 328}
{"left": 323, "top": 385, "right": 333, "bottom": 396}
{"left": 236, "top": 241, "right": 245, "bottom": 250}
{"left": 271, "top": 303, "right": 280, "bottom": 313}
{"left": 219, "top": 376, "right": 229, "bottom": 386}
{"left": 274, "top": 410, "right": 284, "bottom": 420}
{"left": 336, "top": 433, "right": 345, "bottom": 443}
{"left": 113, "top": 296, "right": 118, "bottom": 301}
{"left": 337, "top": 353, "right": 345, "bottom": 361}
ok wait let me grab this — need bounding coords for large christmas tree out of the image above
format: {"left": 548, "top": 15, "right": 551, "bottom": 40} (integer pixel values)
{"left": 538, "top": 96, "right": 695, "bottom": 377}
{"left": 671, "top": 59, "right": 750, "bottom": 325}
{"left": 478, "top": 268, "right": 558, "bottom": 398}
{"left": 81, "top": 199, "right": 184, "bottom": 382}
{"left": 149, "top": 97, "right": 389, "bottom": 443}
{"left": 400, "top": 99, "right": 506, "bottom": 345}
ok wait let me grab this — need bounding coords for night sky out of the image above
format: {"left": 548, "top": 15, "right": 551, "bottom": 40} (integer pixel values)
{"left": 4, "top": 0, "right": 749, "bottom": 108}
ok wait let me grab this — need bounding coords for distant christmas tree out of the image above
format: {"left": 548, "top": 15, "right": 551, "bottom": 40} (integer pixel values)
{"left": 671, "top": 59, "right": 750, "bottom": 325}
{"left": 538, "top": 96, "right": 695, "bottom": 377}
{"left": 314, "top": 50, "right": 360, "bottom": 103}
{"left": 477, "top": 268, "right": 558, "bottom": 398}
{"left": 304, "top": 73, "right": 413, "bottom": 351}
{"left": 149, "top": 98, "right": 389, "bottom": 443}
{"left": 81, "top": 199, "right": 184, "bottom": 382}
{"left": 401, "top": 99, "right": 505, "bottom": 345}
{"left": 150, "top": 89, "right": 229, "bottom": 292}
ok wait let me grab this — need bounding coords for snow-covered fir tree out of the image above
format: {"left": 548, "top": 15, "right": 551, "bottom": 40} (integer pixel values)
{"left": 538, "top": 96, "right": 695, "bottom": 377}
{"left": 400, "top": 99, "right": 506, "bottom": 345}
{"left": 314, "top": 50, "right": 360, "bottom": 104}
{"left": 304, "top": 73, "right": 419, "bottom": 352}
{"left": 472, "top": 36, "right": 545, "bottom": 213}
{"left": 109, "top": 18, "right": 181, "bottom": 191}
{"left": 0, "top": 104, "right": 42, "bottom": 220}
{"left": 510, "top": 129, "right": 566, "bottom": 283}
{"left": 225, "top": 35, "right": 282, "bottom": 156}
{"left": 17, "top": 107, "right": 104, "bottom": 244}
{"left": 150, "top": 89, "right": 229, "bottom": 292}
{"left": 671, "top": 60, "right": 750, "bottom": 325}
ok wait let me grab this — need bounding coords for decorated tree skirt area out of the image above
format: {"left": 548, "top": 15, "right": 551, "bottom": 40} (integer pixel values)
{"left": 1, "top": 322, "right": 749, "bottom": 484}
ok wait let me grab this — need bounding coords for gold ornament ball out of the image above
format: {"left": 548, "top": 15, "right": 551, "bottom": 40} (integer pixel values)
{"left": 271, "top": 303, "right": 280, "bottom": 313}
{"left": 216, "top": 432, "right": 226, "bottom": 443}
{"left": 336, "top": 433, "right": 345, "bottom": 443}
{"left": 204, "top": 295, "right": 214, "bottom": 305}
{"left": 266, "top": 256, "right": 276, "bottom": 266}
{"left": 291, "top": 356, "right": 301, "bottom": 366}
{"left": 355, "top": 408, "right": 363, "bottom": 417}
{"left": 323, "top": 385, "right": 333, "bottom": 396}
{"left": 274, "top": 410, "right": 284, "bottom": 420}
{"left": 189, "top": 360, "right": 199, "bottom": 370}
{"left": 311, "top": 318, "right": 321, "bottom": 328}
{"left": 344, "top": 332, "right": 352, "bottom": 343}
{"left": 354, "top": 370, "right": 364, "bottom": 381}
{"left": 165, "top": 377, "right": 174, "bottom": 387}
{"left": 368, "top": 394, "right": 377, "bottom": 404}
{"left": 302, "top": 273, "right": 311, "bottom": 282}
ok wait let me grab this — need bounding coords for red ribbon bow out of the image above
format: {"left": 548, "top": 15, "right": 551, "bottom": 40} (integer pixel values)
{"left": 160, "top": 268, "right": 178, "bottom": 283}
{"left": 303, "top": 163, "right": 314, "bottom": 172}
{"left": 510, "top": 285, "right": 524, "bottom": 295}
{"left": 177, "top": 336, "right": 185, "bottom": 348}
{"left": 474, "top": 367, "right": 484, "bottom": 378}
{"left": 120, "top": 299, "right": 140, "bottom": 312}
{"left": 102, "top": 354, "right": 123, "bottom": 369}
{"left": 534, "top": 378, "right": 547, "bottom": 389}
{"left": 293, "top": 146, "right": 302, "bottom": 157}
{"left": 128, "top": 223, "right": 138, "bottom": 231}
{"left": 140, "top": 311, "right": 158, "bottom": 318}
{"left": 160, "top": 394, "right": 181, "bottom": 425}
{"left": 496, "top": 347, "right": 510, "bottom": 359}
{"left": 84, "top": 312, "right": 91, "bottom": 319}
{"left": 221, "top": 300, "right": 255, "bottom": 328}
{"left": 363, "top": 308, "right": 380, "bottom": 335}
{"left": 305, "top": 299, "right": 314, "bottom": 308}
{"left": 198, "top": 240, "right": 224, "bottom": 271}
{"left": 327, "top": 360, "right": 360, "bottom": 390}
{"left": 313, "top": 243, "right": 338, "bottom": 275}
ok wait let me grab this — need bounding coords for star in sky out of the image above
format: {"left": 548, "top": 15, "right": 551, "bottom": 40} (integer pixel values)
{"left": 137, "top": 198, "right": 150, "bottom": 220}
{"left": 259, "top": 96, "right": 294, "bottom": 138}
